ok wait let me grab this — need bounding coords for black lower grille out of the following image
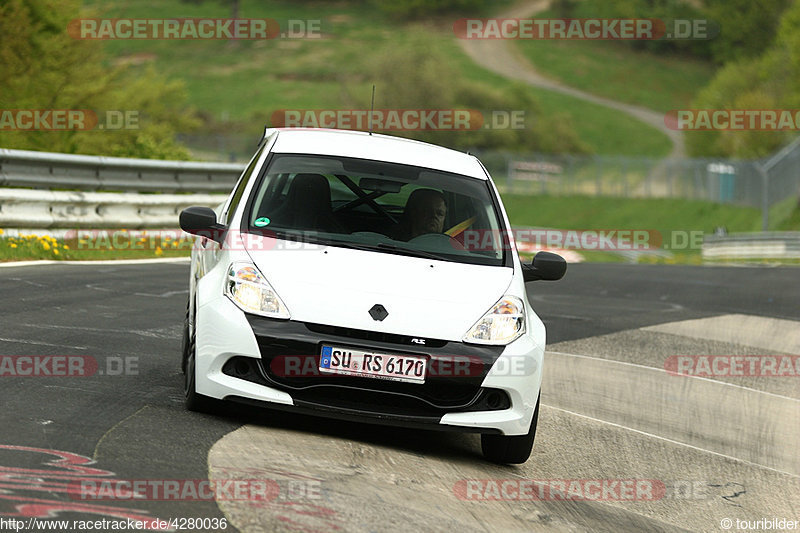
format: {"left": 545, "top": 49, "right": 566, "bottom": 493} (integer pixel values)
{"left": 237, "top": 315, "right": 508, "bottom": 418}
{"left": 222, "top": 356, "right": 510, "bottom": 417}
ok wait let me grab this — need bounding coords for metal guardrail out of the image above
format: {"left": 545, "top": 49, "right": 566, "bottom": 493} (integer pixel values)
{"left": 702, "top": 232, "right": 800, "bottom": 259}
{"left": 0, "top": 188, "right": 227, "bottom": 229}
{"left": 0, "top": 147, "right": 243, "bottom": 193}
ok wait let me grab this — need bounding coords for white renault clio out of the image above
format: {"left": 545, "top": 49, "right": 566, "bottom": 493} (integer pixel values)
{"left": 180, "top": 128, "right": 565, "bottom": 464}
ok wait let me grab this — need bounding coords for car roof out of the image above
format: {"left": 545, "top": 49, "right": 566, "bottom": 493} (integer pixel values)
{"left": 266, "top": 128, "right": 489, "bottom": 180}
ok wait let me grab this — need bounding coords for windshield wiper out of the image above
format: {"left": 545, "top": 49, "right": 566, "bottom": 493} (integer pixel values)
{"left": 264, "top": 234, "right": 446, "bottom": 261}
{"left": 315, "top": 240, "right": 446, "bottom": 261}
{"left": 374, "top": 243, "right": 445, "bottom": 261}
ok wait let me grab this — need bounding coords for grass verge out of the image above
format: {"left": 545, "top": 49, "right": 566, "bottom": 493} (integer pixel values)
{"left": 501, "top": 194, "right": 765, "bottom": 234}
{"left": 0, "top": 232, "right": 190, "bottom": 262}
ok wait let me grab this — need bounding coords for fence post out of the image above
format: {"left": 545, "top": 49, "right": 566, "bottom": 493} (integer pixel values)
{"left": 757, "top": 163, "right": 769, "bottom": 231}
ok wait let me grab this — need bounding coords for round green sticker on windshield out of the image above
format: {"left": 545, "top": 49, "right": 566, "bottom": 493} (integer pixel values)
{"left": 254, "top": 217, "right": 271, "bottom": 227}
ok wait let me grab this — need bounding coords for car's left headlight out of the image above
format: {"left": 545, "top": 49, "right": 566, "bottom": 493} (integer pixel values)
{"left": 225, "top": 262, "right": 290, "bottom": 319}
{"left": 463, "top": 295, "right": 525, "bottom": 345}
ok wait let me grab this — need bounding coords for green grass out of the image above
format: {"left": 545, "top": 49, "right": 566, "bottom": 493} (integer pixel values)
{"left": 501, "top": 194, "right": 764, "bottom": 234}
{"left": 768, "top": 196, "right": 800, "bottom": 231}
{"left": 501, "top": 194, "right": 799, "bottom": 264}
{"left": 514, "top": 12, "right": 715, "bottom": 113}
{"left": 0, "top": 232, "right": 190, "bottom": 262}
{"left": 775, "top": 207, "right": 800, "bottom": 231}
{"left": 86, "top": 0, "right": 673, "bottom": 157}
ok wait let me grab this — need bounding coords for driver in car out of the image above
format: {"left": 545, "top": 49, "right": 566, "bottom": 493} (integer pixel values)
{"left": 395, "top": 188, "right": 447, "bottom": 241}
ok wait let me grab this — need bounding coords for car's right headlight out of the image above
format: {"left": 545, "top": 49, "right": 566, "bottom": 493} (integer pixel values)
{"left": 225, "top": 262, "right": 290, "bottom": 319}
{"left": 463, "top": 295, "right": 525, "bottom": 345}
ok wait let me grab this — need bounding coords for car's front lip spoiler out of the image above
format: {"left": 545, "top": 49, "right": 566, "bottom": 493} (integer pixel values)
{"left": 224, "top": 394, "right": 502, "bottom": 434}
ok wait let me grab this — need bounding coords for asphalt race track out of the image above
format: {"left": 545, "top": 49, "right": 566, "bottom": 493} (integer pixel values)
{"left": 0, "top": 261, "right": 798, "bottom": 532}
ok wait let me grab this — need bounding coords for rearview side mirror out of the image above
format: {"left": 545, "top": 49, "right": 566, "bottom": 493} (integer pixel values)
{"left": 522, "top": 251, "right": 567, "bottom": 282}
{"left": 179, "top": 206, "right": 226, "bottom": 243}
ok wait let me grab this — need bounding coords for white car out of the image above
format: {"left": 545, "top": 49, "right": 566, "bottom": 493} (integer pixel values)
{"left": 179, "top": 128, "right": 565, "bottom": 463}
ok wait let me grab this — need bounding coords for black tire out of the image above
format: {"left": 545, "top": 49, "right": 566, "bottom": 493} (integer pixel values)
{"left": 182, "top": 304, "right": 216, "bottom": 413}
{"left": 481, "top": 394, "right": 540, "bottom": 464}
{"left": 180, "top": 311, "right": 190, "bottom": 374}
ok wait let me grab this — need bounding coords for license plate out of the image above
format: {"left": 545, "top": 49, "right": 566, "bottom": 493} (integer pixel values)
{"left": 319, "top": 345, "right": 426, "bottom": 384}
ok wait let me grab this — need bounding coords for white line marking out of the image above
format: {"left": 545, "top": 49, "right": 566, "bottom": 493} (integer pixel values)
{"left": 133, "top": 289, "right": 189, "bottom": 298}
{"left": 22, "top": 322, "right": 177, "bottom": 339}
{"left": 0, "top": 336, "right": 89, "bottom": 350}
{"left": 542, "top": 404, "right": 800, "bottom": 479}
{"left": 547, "top": 350, "right": 800, "bottom": 402}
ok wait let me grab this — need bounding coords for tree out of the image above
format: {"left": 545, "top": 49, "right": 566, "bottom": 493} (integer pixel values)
{"left": 0, "top": 0, "right": 198, "bottom": 158}
{"left": 687, "top": 0, "right": 800, "bottom": 158}
{"left": 703, "top": 0, "right": 791, "bottom": 64}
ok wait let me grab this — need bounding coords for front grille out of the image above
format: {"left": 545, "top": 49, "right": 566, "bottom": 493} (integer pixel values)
{"left": 222, "top": 356, "right": 510, "bottom": 417}
{"left": 240, "top": 315, "right": 508, "bottom": 419}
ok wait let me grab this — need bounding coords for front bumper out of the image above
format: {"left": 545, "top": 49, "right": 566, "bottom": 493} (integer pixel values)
{"left": 195, "top": 294, "right": 543, "bottom": 435}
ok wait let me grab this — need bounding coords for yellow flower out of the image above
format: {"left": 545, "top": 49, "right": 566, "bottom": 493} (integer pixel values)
{"left": 42, "top": 242, "right": 50, "bottom": 251}
{"left": 0, "top": 228, "right": 4, "bottom": 235}
{"left": 9, "top": 243, "right": 17, "bottom": 249}
{"left": 63, "top": 244, "right": 70, "bottom": 250}
{"left": 155, "top": 246, "right": 164, "bottom": 257}
{"left": 53, "top": 249, "right": 59, "bottom": 256}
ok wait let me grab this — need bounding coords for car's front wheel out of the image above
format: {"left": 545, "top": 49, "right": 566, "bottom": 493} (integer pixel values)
{"left": 182, "top": 302, "right": 216, "bottom": 413}
{"left": 481, "top": 393, "right": 540, "bottom": 464}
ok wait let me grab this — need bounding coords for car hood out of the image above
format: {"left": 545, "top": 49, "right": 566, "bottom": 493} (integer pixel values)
{"left": 246, "top": 244, "right": 513, "bottom": 342}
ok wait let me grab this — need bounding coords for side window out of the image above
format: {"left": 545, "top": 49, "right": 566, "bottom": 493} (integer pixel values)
{"left": 222, "top": 144, "right": 264, "bottom": 225}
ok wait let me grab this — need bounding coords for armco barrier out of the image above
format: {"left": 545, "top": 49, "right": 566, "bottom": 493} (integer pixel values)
{"left": 702, "top": 232, "right": 800, "bottom": 260}
{"left": 0, "top": 147, "right": 243, "bottom": 193}
{"left": 0, "top": 188, "right": 227, "bottom": 229}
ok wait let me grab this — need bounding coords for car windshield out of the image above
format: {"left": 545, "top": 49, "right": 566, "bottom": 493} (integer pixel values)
{"left": 245, "top": 154, "right": 509, "bottom": 266}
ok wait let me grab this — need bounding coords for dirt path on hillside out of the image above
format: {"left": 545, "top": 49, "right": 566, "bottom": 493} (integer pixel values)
{"left": 458, "top": 0, "right": 685, "bottom": 158}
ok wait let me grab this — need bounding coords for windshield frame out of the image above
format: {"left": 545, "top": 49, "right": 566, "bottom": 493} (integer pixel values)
{"left": 237, "top": 151, "right": 513, "bottom": 268}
